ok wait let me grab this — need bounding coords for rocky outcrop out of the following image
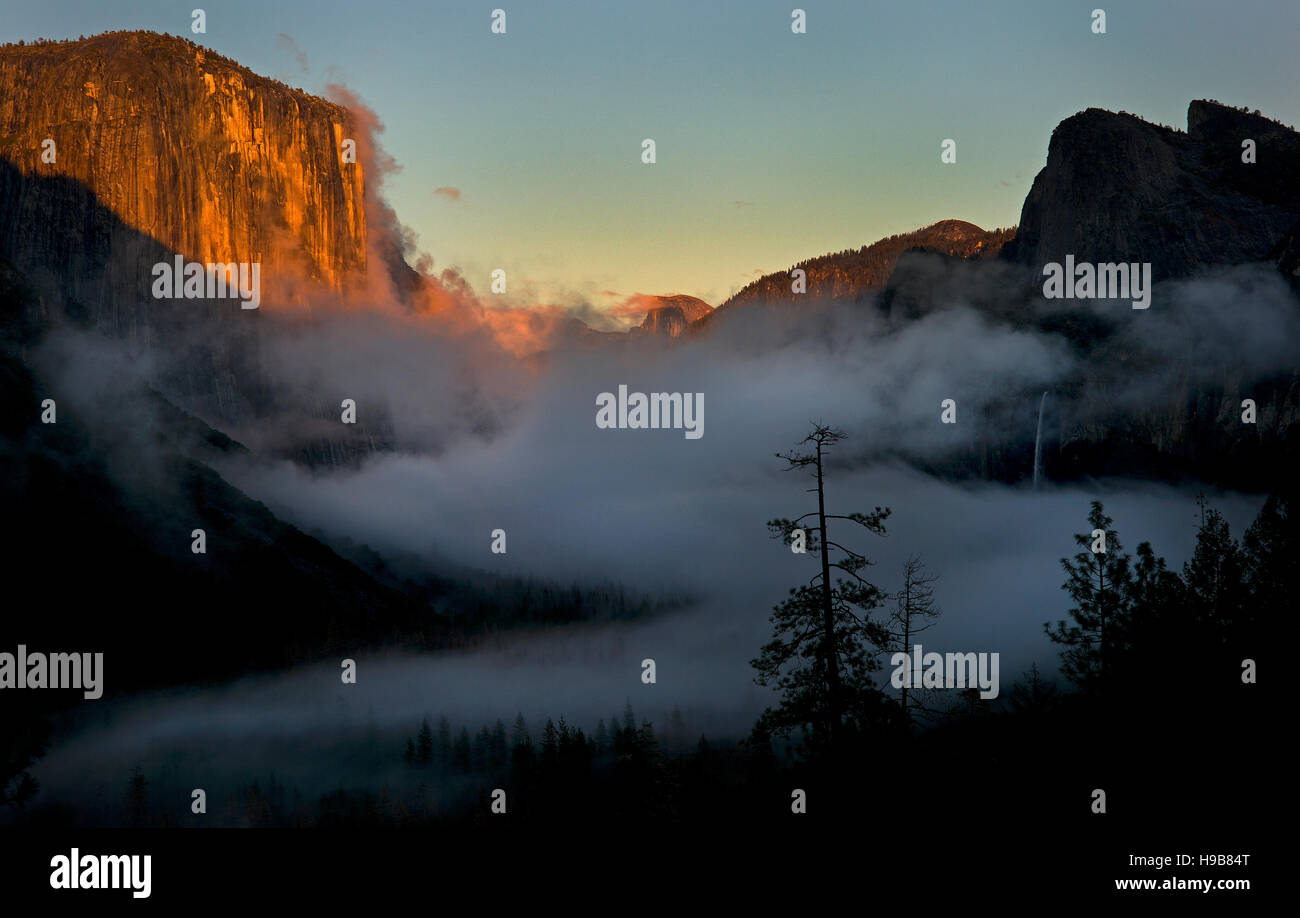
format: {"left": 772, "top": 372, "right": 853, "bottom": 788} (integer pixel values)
{"left": 0, "top": 31, "right": 366, "bottom": 321}
{"left": 1002, "top": 100, "right": 1300, "bottom": 280}
{"left": 632, "top": 294, "right": 713, "bottom": 337}
{"left": 0, "top": 32, "right": 374, "bottom": 440}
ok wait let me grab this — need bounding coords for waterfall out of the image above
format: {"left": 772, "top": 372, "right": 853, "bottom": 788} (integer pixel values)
{"left": 1033, "top": 391, "right": 1047, "bottom": 490}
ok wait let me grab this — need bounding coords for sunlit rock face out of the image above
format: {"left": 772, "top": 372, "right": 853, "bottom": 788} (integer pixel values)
{"left": 633, "top": 295, "right": 713, "bottom": 337}
{"left": 0, "top": 31, "right": 370, "bottom": 433}
{"left": 0, "top": 30, "right": 366, "bottom": 329}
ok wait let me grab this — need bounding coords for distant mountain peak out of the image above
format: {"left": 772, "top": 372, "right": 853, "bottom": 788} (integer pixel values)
{"left": 707, "top": 219, "right": 1015, "bottom": 320}
{"left": 631, "top": 294, "right": 713, "bottom": 337}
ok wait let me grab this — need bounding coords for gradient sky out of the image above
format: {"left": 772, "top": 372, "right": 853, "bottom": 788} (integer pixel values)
{"left": 7, "top": 0, "right": 1300, "bottom": 311}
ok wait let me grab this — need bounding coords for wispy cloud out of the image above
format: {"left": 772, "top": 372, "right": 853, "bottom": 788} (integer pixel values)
{"left": 609, "top": 293, "right": 662, "bottom": 318}
{"left": 274, "top": 33, "right": 309, "bottom": 74}
{"left": 433, "top": 187, "right": 462, "bottom": 202}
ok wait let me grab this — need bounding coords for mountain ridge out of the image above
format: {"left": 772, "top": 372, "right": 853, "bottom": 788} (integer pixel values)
{"left": 701, "top": 219, "right": 1015, "bottom": 328}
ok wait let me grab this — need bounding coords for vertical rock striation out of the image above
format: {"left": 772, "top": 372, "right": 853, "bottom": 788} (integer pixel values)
{"left": 0, "top": 32, "right": 370, "bottom": 431}
{"left": 0, "top": 31, "right": 366, "bottom": 329}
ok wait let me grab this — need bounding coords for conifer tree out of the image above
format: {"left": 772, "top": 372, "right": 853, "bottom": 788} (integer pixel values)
{"left": 436, "top": 715, "right": 451, "bottom": 769}
{"left": 1120, "top": 539, "right": 1185, "bottom": 690}
{"left": 491, "top": 719, "right": 509, "bottom": 770}
{"left": 753, "top": 424, "right": 898, "bottom": 759}
{"left": 1242, "top": 487, "right": 1295, "bottom": 647}
{"left": 1008, "top": 663, "right": 1059, "bottom": 715}
{"left": 452, "top": 727, "right": 472, "bottom": 773}
{"left": 511, "top": 713, "right": 530, "bottom": 749}
{"left": 540, "top": 718, "right": 559, "bottom": 769}
{"left": 1045, "top": 501, "right": 1133, "bottom": 693}
{"left": 416, "top": 717, "right": 433, "bottom": 767}
{"left": 1183, "top": 496, "right": 1249, "bottom": 646}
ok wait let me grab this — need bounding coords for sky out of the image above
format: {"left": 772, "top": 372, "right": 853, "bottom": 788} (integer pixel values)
{"left": 7, "top": 0, "right": 1300, "bottom": 309}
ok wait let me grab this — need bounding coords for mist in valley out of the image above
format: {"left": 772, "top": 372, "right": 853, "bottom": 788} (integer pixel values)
{"left": 22, "top": 263, "right": 1280, "bottom": 822}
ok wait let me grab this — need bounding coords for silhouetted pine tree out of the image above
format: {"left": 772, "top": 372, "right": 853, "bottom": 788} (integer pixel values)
{"left": 452, "top": 728, "right": 472, "bottom": 773}
{"left": 1008, "top": 663, "right": 1059, "bottom": 715}
{"left": 491, "top": 719, "right": 509, "bottom": 770}
{"left": 473, "top": 726, "right": 491, "bottom": 772}
{"left": 1045, "top": 501, "right": 1133, "bottom": 693}
{"left": 436, "top": 715, "right": 451, "bottom": 769}
{"left": 1242, "top": 487, "right": 1295, "bottom": 648}
{"left": 540, "top": 719, "right": 559, "bottom": 770}
{"left": 1183, "top": 496, "right": 1249, "bottom": 647}
{"left": 1119, "top": 540, "right": 1185, "bottom": 692}
{"left": 416, "top": 717, "right": 433, "bottom": 767}
{"left": 753, "top": 424, "right": 899, "bottom": 762}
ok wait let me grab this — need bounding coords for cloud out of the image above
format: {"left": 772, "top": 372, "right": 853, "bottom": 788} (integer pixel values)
{"left": 322, "top": 82, "right": 491, "bottom": 329}
{"left": 25, "top": 250, "right": 1287, "bottom": 817}
{"left": 196, "top": 290, "right": 1267, "bottom": 762}
{"left": 33, "top": 460, "right": 1266, "bottom": 822}
{"left": 608, "top": 293, "right": 662, "bottom": 318}
{"left": 433, "top": 186, "right": 462, "bottom": 202}
{"left": 274, "top": 33, "right": 309, "bottom": 74}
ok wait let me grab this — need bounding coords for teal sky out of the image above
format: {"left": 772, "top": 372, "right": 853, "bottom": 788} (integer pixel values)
{"left": 7, "top": 1, "right": 1300, "bottom": 311}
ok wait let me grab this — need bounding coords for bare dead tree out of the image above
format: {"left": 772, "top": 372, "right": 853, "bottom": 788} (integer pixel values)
{"left": 882, "top": 555, "right": 942, "bottom": 725}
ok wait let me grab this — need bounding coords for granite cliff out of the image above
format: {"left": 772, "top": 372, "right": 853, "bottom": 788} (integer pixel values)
{"left": 0, "top": 30, "right": 366, "bottom": 324}
{"left": 1002, "top": 100, "right": 1300, "bottom": 279}
{"left": 0, "top": 32, "right": 378, "bottom": 441}
{"left": 631, "top": 294, "right": 713, "bottom": 337}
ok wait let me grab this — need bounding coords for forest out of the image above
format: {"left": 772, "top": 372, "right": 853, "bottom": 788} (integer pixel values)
{"left": 19, "top": 424, "right": 1276, "bottom": 835}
